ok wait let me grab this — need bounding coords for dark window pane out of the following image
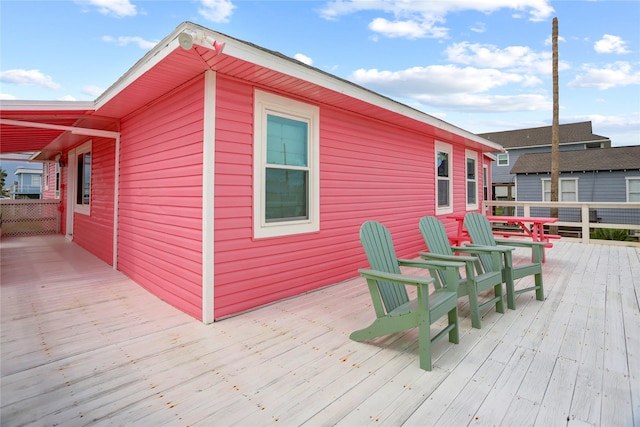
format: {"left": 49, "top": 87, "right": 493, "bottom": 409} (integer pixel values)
{"left": 437, "top": 152, "right": 449, "bottom": 177}
{"left": 437, "top": 179, "right": 449, "bottom": 207}
{"left": 468, "top": 185, "right": 476, "bottom": 204}
{"left": 467, "top": 158, "right": 475, "bottom": 179}
{"left": 265, "top": 168, "right": 308, "bottom": 222}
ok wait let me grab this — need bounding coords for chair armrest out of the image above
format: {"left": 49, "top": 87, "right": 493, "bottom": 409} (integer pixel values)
{"left": 398, "top": 258, "right": 465, "bottom": 269}
{"left": 462, "top": 244, "right": 515, "bottom": 253}
{"left": 419, "top": 251, "right": 478, "bottom": 263}
{"left": 358, "top": 269, "right": 434, "bottom": 287}
{"left": 494, "top": 239, "right": 547, "bottom": 248}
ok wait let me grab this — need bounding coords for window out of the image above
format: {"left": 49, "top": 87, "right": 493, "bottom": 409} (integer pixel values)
{"left": 542, "top": 178, "right": 578, "bottom": 201}
{"left": 466, "top": 150, "right": 478, "bottom": 210}
{"left": 30, "top": 174, "right": 41, "bottom": 187}
{"left": 253, "top": 90, "right": 319, "bottom": 238}
{"left": 627, "top": 177, "right": 640, "bottom": 202}
{"left": 45, "top": 163, "right": 50, "bottom": 190}
{"left": 75, "top": 141, "right": 91, "bottom": 215}
{"left": 55, "top": 161, "right": 60, "bottom": 199}
{"left": 497, "top": 153, "right": 509, "bottom": 166}
{"left": 435, "top": 142, "right": 453, "bottom": 215}
{"left": 483, "top": 165, "right": 489, "bottom": 201}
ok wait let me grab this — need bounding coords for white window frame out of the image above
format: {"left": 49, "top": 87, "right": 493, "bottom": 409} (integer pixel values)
{"left": 253, "top": 90, "right": 320, "bottom": 239}
{"left": 435, "top": 141, "right": 453, "bottom": 215}
{"left": 465, "top": 149, "right": 478, "bottom": 210}
{"left": 74, "top": 140, "right": 92, "bottom": 216}
{"left": 626, "top": 177, "right": 640, "bottom": 202}
{"left": 497, "top": 153, "right": 509, "bottom": 166}
{"left": 542, "top": 177, "right": 578, "bottom": 202}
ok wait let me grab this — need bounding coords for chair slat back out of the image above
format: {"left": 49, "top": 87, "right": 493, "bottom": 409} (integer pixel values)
{"left": 419, "top": 216, "right": 454, "bottom": 257}
{"left": 360, "top": 221, "right": 410, "bottom": 312}
{"left": 464, "top": 213, "right": 498, "bottom": 272}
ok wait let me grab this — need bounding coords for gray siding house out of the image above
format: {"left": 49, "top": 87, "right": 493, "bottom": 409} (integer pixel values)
{"left": 479, "top": 121, "right": 611, "bottom": 201}
{"left": 510, "top": 145, "right": 640, "bottom": 224}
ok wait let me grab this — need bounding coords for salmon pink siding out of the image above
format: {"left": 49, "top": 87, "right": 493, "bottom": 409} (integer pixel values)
{"left": 68, "top": 137, "right": 115, "bottom": 266}
{"left": 213, "top": 76, "right": 487, "bottom": 318}
{"left": 117, "top": 78, "right": 205, "bottom": 320}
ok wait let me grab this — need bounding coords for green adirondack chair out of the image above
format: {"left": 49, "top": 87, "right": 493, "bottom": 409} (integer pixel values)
{"left": 464, "top": 212, "right": 546, "bottom": 310}
{"left": 352, "top": 220, "right": 461, "bottom": 371}
{"left": 418, "top": 216, "right": 505, "bottom": 329}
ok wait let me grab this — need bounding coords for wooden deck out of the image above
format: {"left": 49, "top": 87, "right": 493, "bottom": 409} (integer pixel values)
{"left": 1, "top": 235, "right": 639, "bottom": 426}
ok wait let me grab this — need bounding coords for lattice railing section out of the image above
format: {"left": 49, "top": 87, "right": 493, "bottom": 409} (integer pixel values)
{"left": 0, "top": 200, "right": 61, "bottom": 237}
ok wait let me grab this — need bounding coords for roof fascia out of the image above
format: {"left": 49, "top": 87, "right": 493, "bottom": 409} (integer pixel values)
{"left": 0, "top": 100, "right": 95, "bottom": 111}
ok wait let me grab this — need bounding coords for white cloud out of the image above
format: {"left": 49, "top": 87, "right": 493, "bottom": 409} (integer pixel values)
{"left": 0, "top": 94, "right": 17, "bottom": 100}
{"left": 58, "top": 95, "right": 78, "bottom": 101}
{"left": 470, "top": 22, "right": 486, "bottom": 33}
{"left": 198, "top": 0, "right": 235, "bottom": 23}
{"left": 350, "top": 65, "right": 524, "bottom": 96}
{"left": 445, "top": 42, "right": 570, "bottom": 75}
{"left": 0, "top": 69, "right": 61, "bottom": 90}
{"left": 568, "top": 62, "right": 640, "bottom": 90}
{"left": 294, "top": 54, "right": 313, "bottom": 66}
{"left": 102, "top": 35, "right": 157, "bottom": 49}
{"left": 320, "top": 0, "right": 554, "bottom": 39}
{"left": 594, "top": 34, "right": 630, "bottom": 54}
{"left": 368, "top": 17, "right": 448, "bottom": 39}
{"left": 79, "top": 0, "right": 137, "bottom": 17}
{"left": 413, "top": 93, "right": 552, "bottom": 112}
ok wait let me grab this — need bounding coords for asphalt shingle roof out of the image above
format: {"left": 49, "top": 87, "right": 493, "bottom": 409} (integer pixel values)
{"left": 478, "top": 121, "right": 610, "bottom": 149}
{"left": 510, "top": 145, "right": 640, "bottom": 174}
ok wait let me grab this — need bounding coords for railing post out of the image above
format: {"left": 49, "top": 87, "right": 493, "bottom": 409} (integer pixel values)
{"left": 581, "top": 205, "right": 590, "bottom": 244}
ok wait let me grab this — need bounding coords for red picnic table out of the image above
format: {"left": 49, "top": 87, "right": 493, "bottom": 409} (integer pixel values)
{"left": 447, "top": 213, "right": 560, "bottom": 261}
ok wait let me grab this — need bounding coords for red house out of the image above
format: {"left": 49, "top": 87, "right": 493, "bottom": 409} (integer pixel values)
{"left": 0, "top": 22, "right": 503, "bottom": 322}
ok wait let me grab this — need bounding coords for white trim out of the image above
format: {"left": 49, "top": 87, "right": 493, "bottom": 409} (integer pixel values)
{"left": 202, "top": 70, "right": 216, "bottom": 324}
{"left": 66, "top": 150, "right": 76, "bottom": 239}
{"left": 626, "top": 177, "right": 640, "bottom": 203}
{"left": 435, "top": 141, "right": 453, "bottom": 215}
{"left": 0, "top": 119, "right": 118, "bottom": 139}
{"left": 497, "top": 153, "right": 509, "bottom": 166}
{"left": 465, "top": 149, "right": 479, "bottom": 211}
{"left": 112, "top": 135, "right": 120, "bottom": 270}
{"left": 253, "top": 90, "right": 320, "bottom": 239}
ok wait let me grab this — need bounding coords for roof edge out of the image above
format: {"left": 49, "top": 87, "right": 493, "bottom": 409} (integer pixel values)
{"left": 0, "top": 100, "right": 95, "bottom": 111}
{"left": 94, "top": 22, "right": 504, "bottom": 153}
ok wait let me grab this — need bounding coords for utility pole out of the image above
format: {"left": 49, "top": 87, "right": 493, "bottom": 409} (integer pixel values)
{"left": 550, "top": 17, "right": 559, "bottom": 229}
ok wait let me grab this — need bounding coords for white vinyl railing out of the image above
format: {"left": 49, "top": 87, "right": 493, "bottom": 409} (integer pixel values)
{"left": 483, "top": 200, "right": 640, "bottom": 246}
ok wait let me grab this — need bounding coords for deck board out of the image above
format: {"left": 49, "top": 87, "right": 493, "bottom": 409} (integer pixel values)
{"left": 2, "top": 235, "right": 639, "bottom": 426}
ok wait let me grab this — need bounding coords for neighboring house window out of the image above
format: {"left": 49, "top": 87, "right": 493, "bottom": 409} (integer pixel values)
{"left": 75, "top": 141, "right": 91, "bottom": 215}
{"left": 31, "top": 174, "right": 41, "bottom": 188}
{"left": 253, "top": 90, "right": 319, "bottom": 239}
{"left": 627, "top": 177, "right": 640, "bottom": 202}
{"left": 542, "top": 178, "right": 578, "bottom": 201}
{"left": 497, "top": 153, "right": 509, "bottom": 166}
{"left": 466, "top": 150, "right": 478, "bottom": 210}
{"left": 436, "top": 142, "right": 453, "bottom": 215}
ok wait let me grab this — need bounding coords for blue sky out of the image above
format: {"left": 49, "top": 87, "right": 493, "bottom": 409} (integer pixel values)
{"left": 1, "top": 0, "right": 639, "bottom": 147}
